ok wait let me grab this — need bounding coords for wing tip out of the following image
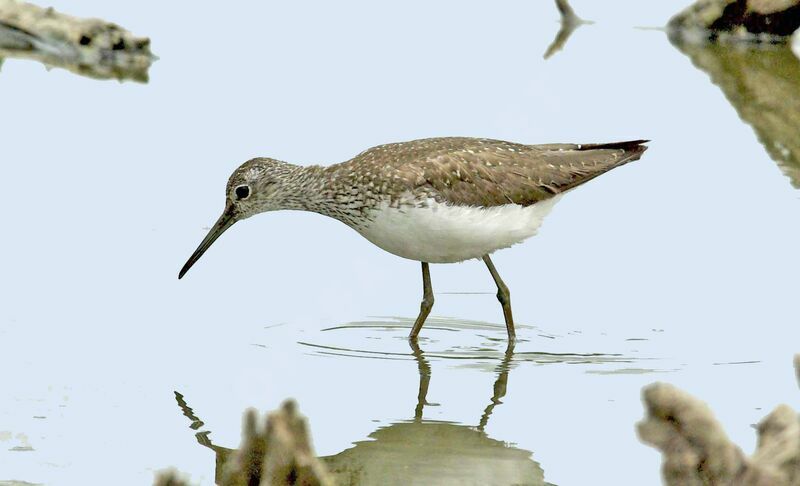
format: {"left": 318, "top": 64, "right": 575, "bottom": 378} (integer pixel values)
{"left": 579, "top": 139, "right": 650, "bottom": 152}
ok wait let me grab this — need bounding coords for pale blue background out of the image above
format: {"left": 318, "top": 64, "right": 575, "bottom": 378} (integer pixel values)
{"left": 2, "top": 1, "right": 799, "bottom": 484}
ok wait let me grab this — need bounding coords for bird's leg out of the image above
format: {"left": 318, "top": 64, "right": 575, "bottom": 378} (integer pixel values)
{"left": 482, "top": 255, "right": 515, "bottom": 340}
{"left": 409, "top": 262, "right": 434, "bottom": 339}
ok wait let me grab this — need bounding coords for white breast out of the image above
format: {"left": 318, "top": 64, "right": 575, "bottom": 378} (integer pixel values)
{"left": 356, "top": 195, "right": 562, "bottom": 263}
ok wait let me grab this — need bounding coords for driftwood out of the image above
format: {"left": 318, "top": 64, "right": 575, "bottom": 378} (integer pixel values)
{"left": 0, "top": 0, "right": 153, "bottom": 81}
{"left": 668, "top": 0, "right": 800, "bottom": 42}
{"left": 639, "top": 355, "right": 800, "bottom": 485}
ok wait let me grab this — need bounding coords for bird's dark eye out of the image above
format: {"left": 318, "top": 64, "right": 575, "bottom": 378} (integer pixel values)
{"left": 235, "top": 185, "right": 250, "bottom": 200}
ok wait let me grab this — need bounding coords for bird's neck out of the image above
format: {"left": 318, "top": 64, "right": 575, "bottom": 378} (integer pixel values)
{"left": 273, "top": 164, "right": 327, "bottom": 212}
{"left": 280, "top": 164, "right": 371, "bottom": 226}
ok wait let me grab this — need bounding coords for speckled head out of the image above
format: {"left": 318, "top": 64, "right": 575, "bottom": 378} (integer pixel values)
{"left": 225, "top": 157, "right": 303, "bottom": 219}
{"left": 179, "top": 157, "right": 304, "bottom": 279}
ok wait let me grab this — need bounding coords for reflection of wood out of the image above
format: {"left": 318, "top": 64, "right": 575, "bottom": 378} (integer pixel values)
{"left": 673, "top": 40, "right": 800, "bottom": 188}
{"left": 168, "top": 395, "right": 332, "bottom": 486}
{"left": 0, "top": 0, "right": 152, "bottom": 82}
{"left": 223, "top": 402, "right": 333, "bottom": 486}
{"left": 170, "top": 341, "right": 551, "bottom": 485}
{"left": 543, "top": 0, "right": 591, "bottom": 60}
{"left": 638, "top": 355, "right": 800, "bottom": 486}
{"left": 174, "top": 391, "right": 236, "bottom": 486}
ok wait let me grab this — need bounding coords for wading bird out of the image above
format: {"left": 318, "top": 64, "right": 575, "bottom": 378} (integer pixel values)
{"left": 179, "top": 137, "right": 648, "bottom": 341}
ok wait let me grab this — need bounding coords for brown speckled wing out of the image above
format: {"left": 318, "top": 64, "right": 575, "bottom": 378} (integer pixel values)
{"left": 363, "top": 138, "right": 648, "bottom": 207}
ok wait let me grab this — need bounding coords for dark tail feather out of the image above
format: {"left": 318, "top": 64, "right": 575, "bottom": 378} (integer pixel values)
{"left": 543, "top": 139, "right": 649, "bottom": 195}
{"left": 578, "top": 140, "right": 649, "bottom": 168}
{"left": 578, "top": 139, "right": 650, "bottom": 153}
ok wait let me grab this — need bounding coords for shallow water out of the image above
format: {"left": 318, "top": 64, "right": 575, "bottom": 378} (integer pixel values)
{"left": 2, "top": 1, "right": 800, "bottom": 485}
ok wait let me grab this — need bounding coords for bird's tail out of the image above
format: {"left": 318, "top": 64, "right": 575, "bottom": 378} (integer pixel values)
{"left": 578, "top": 140, "right": 650, "bottom": 161}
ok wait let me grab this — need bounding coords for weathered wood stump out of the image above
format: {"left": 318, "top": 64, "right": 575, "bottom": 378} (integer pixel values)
{"left": 0, "top": 0, "right": 153, "bottom": 81}
{"left": 668, "top": 0, "right": 800, "bottom": 42}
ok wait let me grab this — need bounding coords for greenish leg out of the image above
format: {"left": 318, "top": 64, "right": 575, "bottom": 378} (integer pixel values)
{"left": 409, "top": 262, "right": 434, "bottom": 339}
{"left": 478, "top": 340, "right": 516, "bottom": 431}
{"left": 409, "top": 339, "right": 432, "bottom": 420}
{"left": 483, "top": 255, "right": 516, "bottom": 341}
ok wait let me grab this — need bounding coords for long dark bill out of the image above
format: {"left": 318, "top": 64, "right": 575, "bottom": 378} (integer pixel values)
{"left": 178, "top": 205, "right": 237, "bottom": 279}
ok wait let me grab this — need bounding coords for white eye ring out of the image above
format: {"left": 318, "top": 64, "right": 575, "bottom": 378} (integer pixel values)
{"left": 234, "top": 185, "right": 251, "bottom": 200}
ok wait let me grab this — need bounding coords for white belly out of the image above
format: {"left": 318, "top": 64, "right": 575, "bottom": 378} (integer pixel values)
{"left": 356, "top": 196, "right": 562, "bottom": 263}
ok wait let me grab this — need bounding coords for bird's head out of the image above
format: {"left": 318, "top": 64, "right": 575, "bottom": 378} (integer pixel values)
{"left": 224, "top": 157, "right": 301, "bottom": 218}
{"left": 178, "top": 157, "right": 296, "bottom": 279}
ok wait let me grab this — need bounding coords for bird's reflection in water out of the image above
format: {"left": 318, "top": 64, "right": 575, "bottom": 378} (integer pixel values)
{"left": 408, "top": 338, "right": 515, "bottom": 431}
{"left": 175, "top": 339, "right": 554, "bottom": 485}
